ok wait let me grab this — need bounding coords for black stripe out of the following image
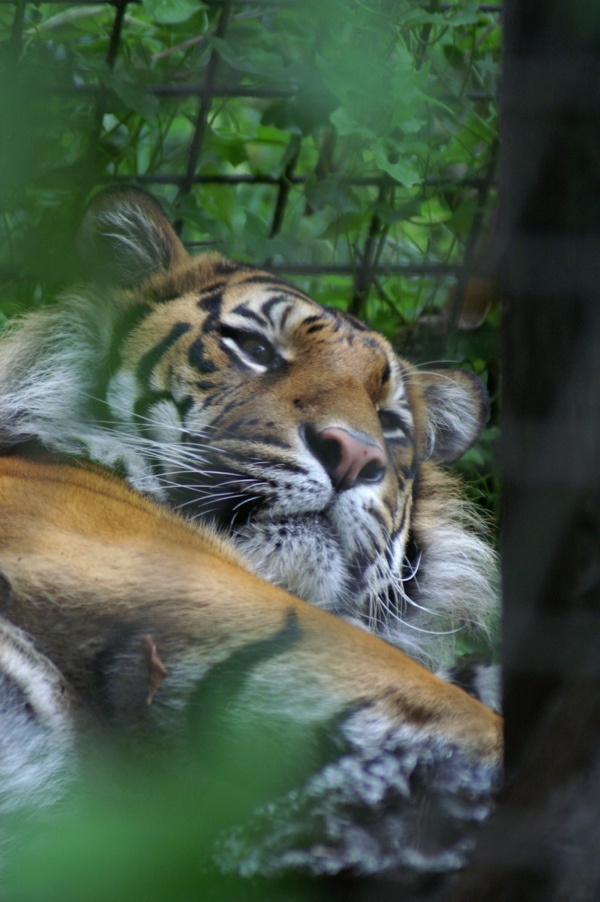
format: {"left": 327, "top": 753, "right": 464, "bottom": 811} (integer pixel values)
{"left": 212, "top": 259, "right": 241, "bottom": 276}
{"left": 188, "top": 336, "right": 218, "bottom": 374}
{"left": 239, "top": 273, "right": 295, "bottom": 289}
{"left": 364, "top": 334, "right": 385, "bottom": 352}
{"left": 91, "top": 625, "right": 146, "bottom": 718}
{"left": 245, "top": 418, "right": 278, "bottom": 429}
{"left": 221, "top": 448, "right": 307, "bottom": 475}
{"left": 197, "top": 287, "right": 224, "bottom": 317}
{"left": 175, "top": 395, "right": 195, "bottom": 420}
{"left": 231, "top": 304, "right": 268, "bottom": 326}
{"left": 406, "top": 439, "right": 419, "bottom": 478}
{"left": 136, "top": 321, "right": 191, "bottom": 388}
{"left": 251, "top": 435, "right": 294, "bottom": 450}
{"left": 214, "top": 423, "right": 293, "bottom": 449}
{"left": 182, "top": 610, "right": 350, "bottom": 786}
{"left": 393, "top": 504, "right": 409, "bottom": 546}
{"left": 213, "top": 396, "right": 253, "bottom": 419}
{"left": 0, "top": 670, "right": 37, "bottom": 721}
{"left": 261, "top": 294, "right": 294, "bottom": 324}
{"left": 411, "top": 465, "right": 422, "bottom": 507}
{"left": 95, "top": 303, "right": 153, "bottom": 406}
{"left": 398, "top": 459, "right": 417, "bottom": 480}
{"left": 367, "top": 506, "right": 387, "bottom": 531}
{"left": 263, "top": 291, "right": 316, "bottom": 321}
{"left": 330, "top": 307, "right": 370, "bottom": 332}
{"left": 279, "top": 302, "right": 294, "bottom": 331}
{"left": 112, "top": 303, "right": 154, "bottom": 359}
{"left": 0, "top": 572, "right": 11, "bottom": 612}
{"left": 187, "top": 610, "right": 302, "bottom": 738}
{"left": 241, "top": 275, "right": 312, "bottom": 302}
{"left": 193, "top": 382, "right": 241, "bottom": 410}
{"left": 328, "top": 315, "right": 343, "bottom": 334}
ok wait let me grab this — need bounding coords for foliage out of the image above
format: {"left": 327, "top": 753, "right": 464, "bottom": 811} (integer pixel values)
{"left": 4, "top": 706, "right": 333, "bottom": 900}
{"left": 0, "top": 1, "right": 499, "bottom": 309}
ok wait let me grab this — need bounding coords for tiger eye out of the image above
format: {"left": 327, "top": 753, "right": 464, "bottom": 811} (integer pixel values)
{"left": 237, "top": 335, "right": 275, "bottom": 366}
{"left": 378, "top": 409, "right": 406, "bottom": 434}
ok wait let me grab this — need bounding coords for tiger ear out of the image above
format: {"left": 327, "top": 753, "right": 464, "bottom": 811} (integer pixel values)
{"left": 415, "top": 369, "right": 489, "bottom": 464}
{"left": 77, "top": 187, "right": 189, "bottom": 288}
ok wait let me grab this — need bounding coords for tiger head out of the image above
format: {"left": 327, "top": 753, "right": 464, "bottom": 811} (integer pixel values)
{"left": 0, "top": 188, "right": 497, "bottom": 670}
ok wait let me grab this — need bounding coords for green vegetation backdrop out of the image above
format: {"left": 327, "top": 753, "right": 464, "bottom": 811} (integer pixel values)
{"left": 0, "top": 1, "right": 501, "bottom": 896}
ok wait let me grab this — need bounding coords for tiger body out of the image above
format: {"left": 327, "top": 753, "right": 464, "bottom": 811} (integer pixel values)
{"left": 0, "top": 189, "right": 501, "bottom": 792}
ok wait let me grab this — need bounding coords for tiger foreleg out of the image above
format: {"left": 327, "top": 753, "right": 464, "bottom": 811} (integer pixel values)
{"left": 0, "top": 456, "right": 502, "bottom": 764}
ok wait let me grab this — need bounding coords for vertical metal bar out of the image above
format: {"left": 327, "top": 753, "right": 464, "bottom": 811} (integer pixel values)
{"left": 106, "top": 0, "right": 128, "bottom": 71}
{"left": 176, "top": 0, "right": 234, "bottom": 226}
{"left": 91, "top": 0, "right": 129, "bottom": 136}
{"left": 451, "top": 0, "right": 600, "bottom": 894}
{"left": 8, "top": 0, "right": 25, "bottom": 62}
{"left": 349, "top": 180, "right": 388, "bottom": 318}
{"left": 72, "top": 0, "right": 129, "bottom": 221}
{"left": 269, "top": 135, "right": 301, "bottom": 240}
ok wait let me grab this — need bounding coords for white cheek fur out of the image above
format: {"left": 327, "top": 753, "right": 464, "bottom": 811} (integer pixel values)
{"left": 106, "top": 370, "right": 139, "bottom": 424}
{"left": 146, "top": 399, "right": 184, "bottom": 445}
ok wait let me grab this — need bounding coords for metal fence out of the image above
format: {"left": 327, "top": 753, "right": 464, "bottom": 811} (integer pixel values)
{"left": 0, "top": 0, "right": 501, "bottom": 333}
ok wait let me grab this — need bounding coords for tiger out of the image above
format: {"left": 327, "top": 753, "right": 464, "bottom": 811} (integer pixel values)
{"left": 0, "top": 188, "right": 501, "bottom": 809}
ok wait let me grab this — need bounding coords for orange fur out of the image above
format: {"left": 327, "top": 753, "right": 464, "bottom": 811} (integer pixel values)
{"left": 0, "top": 454, "right": 501, "bottom": 762}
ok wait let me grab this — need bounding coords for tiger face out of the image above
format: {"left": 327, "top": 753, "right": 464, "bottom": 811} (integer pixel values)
{"left": 108, "top": 268, "right": 420, "bottom": 617}
{"left": 2, "top": 188, "right": 496, "bottom": 671}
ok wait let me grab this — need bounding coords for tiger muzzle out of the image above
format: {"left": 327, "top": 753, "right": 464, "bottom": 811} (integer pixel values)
{"left": 302, "top": 425, "right": 387, "bottom": 492}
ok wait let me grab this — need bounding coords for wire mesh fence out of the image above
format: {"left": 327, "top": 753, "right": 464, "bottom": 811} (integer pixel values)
{"left": 0, "top": 0, "right": 501, "bottom": 355}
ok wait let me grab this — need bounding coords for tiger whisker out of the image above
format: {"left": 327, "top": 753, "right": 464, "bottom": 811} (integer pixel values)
{"left": 230, "top": 495, "right": 262, "bottom": 514}
{"left": 374, "top": 583, "right": 464, "bottom": 636}
{"left": 401, "top": 551, "right": 422, "bottom": 582}
{"left": 152, "top": 468, "right": 261, "bottom": 488}
{"left": 173, "top": 491, "right": 243, "bottom": 511}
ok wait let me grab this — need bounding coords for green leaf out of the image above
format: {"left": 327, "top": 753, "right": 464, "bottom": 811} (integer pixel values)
{"left": 24, "top": 6, "right": 112, "bottom": 39}
{"left": 372, "top": 144, "right": 420, "bottom": 188}
{"left": 445, "top": 0, "right": 482, "bottom": 26}
{"left": 373, "top": 198, "right": 422, "bottom": 225}
{"left": 105, "top": 72, "right": 160, "bottom": 119}
{"left": 206, "top": 35, "right": 262, "bottom": 74}
{"left": 305, "top": 177, "right": 358, "bottom": 215}
{"left": 329, "top": 107, "right": 372, "bottom": 140}
{"left": 143, "top": 0, "right": 198, "bottom": 25}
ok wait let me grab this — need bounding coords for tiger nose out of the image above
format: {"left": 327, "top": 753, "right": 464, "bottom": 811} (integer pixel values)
{"left": 304, "top": 426, "right": 387, "bottom": 491}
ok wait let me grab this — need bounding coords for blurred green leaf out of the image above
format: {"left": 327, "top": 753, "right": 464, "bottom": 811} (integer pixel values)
{"left": 144, "top": 0, "right": 199, "bottom": 25}
{"left": 372, "top": 144, "right": 420, "bottom": 187}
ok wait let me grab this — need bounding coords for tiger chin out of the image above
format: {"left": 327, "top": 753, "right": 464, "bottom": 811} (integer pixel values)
{"left": 0, "top": 188, "right": 501, "bottom": 816}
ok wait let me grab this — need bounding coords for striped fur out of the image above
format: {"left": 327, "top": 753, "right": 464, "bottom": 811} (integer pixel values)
{"left": 0, "top": 189, "right": 501, "bottom": 793}
{"left": 0, "top": 188, "right": 497, "bottom": 673}
{"left": 0, "top": 455, "right": 501, "bottom": 764}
